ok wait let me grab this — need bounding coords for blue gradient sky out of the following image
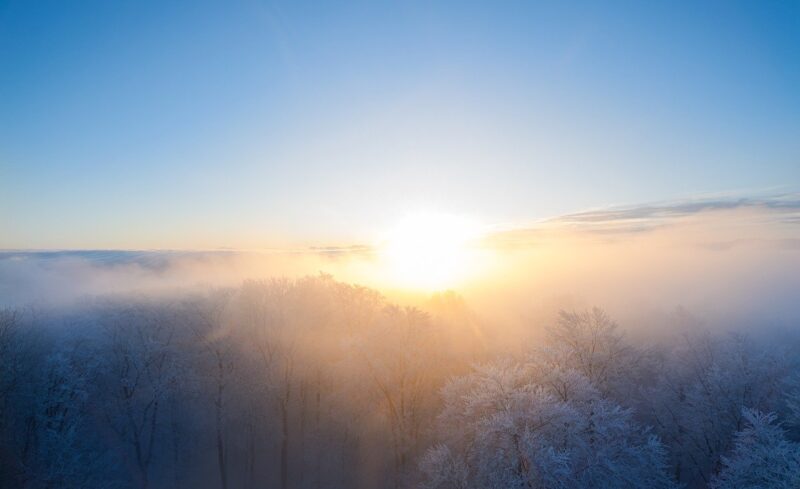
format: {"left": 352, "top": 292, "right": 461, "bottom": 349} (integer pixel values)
{"left": 1, "top": 1, "right": 798, "bottom": 249}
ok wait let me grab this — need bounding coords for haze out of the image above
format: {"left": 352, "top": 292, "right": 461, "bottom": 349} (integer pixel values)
{"left": 1, "top": 2, "right": 799, "bottom": 489}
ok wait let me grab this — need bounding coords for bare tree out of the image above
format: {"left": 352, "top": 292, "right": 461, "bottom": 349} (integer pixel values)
{"left": 236, "top": 279, "right": 299, "bottom": 489}
{"left": 185, "top": 291, "right": 238, "bottom": 489}
{"left": 356, "top": 306, "right": 442, "bottom": 487}
{"left": 101, "top": 303, "right": 177, "bottom": 489}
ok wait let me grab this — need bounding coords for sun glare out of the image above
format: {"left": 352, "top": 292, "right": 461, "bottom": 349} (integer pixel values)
{"left": 379, "top": 212, "right": 483, "bottom": 290}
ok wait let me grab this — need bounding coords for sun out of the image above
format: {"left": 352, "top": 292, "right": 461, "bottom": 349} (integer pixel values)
{"left": 379, "top": 212, "right": 483, "bottom": 290}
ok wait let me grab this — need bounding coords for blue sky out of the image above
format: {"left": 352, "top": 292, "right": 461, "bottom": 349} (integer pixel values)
{"left": 1, "top": 0, "right": 798, "bottom": 249}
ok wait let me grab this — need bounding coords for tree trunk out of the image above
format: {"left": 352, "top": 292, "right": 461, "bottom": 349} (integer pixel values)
{"left": 281, "top": 400, "right": 289, "bottom": 489}
{"left": 216, "top": 356, "right": 228, "bottom": 489}
{"left": 216, "top": 426, "right": 227, "bottom": 489}
{"left": 299, "top": 381, "right": 307, "bottom": 489}
{"left": 171, "top": 408, "right": 181, "bottom": 489}
{"left": 314, "top": 374, "right": 322, "bottom": 489}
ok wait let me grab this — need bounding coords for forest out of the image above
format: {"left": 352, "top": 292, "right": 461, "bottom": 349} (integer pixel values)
{"left": 1, "top": 274, "right": 798, "bottom": 489}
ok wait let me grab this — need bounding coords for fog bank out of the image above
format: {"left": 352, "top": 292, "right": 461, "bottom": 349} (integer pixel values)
{"left": 2, "top": 194, "right": 799, "bottom": 333}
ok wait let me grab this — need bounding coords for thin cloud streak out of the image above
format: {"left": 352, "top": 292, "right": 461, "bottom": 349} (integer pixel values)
{"left": 486, "top": 193, "right": 800, "bottom": 245}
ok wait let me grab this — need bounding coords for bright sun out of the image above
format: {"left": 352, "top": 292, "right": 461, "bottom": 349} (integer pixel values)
{"left": 379, "top": 212, "right": 483, "bottom": 290}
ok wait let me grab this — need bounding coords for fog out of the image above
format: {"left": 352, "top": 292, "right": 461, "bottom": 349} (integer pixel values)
{"left": 2, "top": 195, "right": 799, "bottom": 489}
{"left": 4, "top": 195, "right": 799, "bottom": 333}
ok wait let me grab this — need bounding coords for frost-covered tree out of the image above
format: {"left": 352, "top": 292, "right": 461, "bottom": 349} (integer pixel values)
{"left": 22, "top": 348, "right": 109, "bottom": 489}
{"left": 4, "top": 279, "right": 800, "bottom": 489}
{"left": 711, "top": 409, "right": 800, "bottom": 489}
{"left": 422, "top": 360, "right": 677, "bottom": 489}
{"left": 0, "top": 308, "right": 29, "bottom": 486}
{"left": 538, "top": 308, "right": 639, "bottom": 399}
{"left": 639, "top": 333, "right": 789, "bottom": 487}
{"left": 784, "top": 372, "right": 800, "bottom": 430}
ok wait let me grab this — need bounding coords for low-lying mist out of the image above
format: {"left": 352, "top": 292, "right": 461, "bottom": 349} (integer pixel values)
{"left": 4, "top": 195, "right": 799, "bottom": 335}
{"left": 2, "top": 195, "right": 799, "bottom": 489}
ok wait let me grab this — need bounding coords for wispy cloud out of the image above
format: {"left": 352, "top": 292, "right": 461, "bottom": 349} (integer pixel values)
{"left": 308, "top": 245, "right": 375, "bottom": 259}
{"left": 485, "top": 193, "right": 800, "bottom": 247}
{"left": 553, "top": 193, "right": 800, "bottom": 228}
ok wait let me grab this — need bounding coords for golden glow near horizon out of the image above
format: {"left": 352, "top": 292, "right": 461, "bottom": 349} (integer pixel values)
{"left": 378, "top": 212, "right": 484, "bottom": 291}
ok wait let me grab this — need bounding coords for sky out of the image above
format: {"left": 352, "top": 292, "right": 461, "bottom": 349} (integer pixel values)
{"left": 1, "top": 0, "right": 799, "bottom": 249}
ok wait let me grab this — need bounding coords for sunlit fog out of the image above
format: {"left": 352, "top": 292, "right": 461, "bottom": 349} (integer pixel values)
{"left": 2, "top": 2, "right": 800, "bottom": 489}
